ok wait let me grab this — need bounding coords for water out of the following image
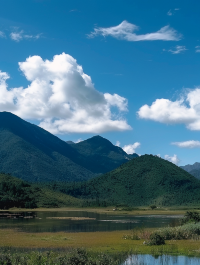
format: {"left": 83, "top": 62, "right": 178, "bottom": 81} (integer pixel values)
{"left": 0, "top": 211, "right": 181, "bottom": 233}
{"left": 123, "top": 254, "right": 200, "bottom": 265}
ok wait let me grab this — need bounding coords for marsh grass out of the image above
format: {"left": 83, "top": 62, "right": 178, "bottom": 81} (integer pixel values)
{"left": 0, "top": 248, "right": 127, "bottom": 265}
{"left": 156, "top": 222, "right": 200, "bottom": 240}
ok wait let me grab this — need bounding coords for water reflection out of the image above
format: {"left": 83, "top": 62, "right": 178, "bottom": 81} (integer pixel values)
{"left": 123, "top": 255, "right": 200, "bottom": 265}
{"left": 0, "top": 211, "right": 182, "bottom": 233}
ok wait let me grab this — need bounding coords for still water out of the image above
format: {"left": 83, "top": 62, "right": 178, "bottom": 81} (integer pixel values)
{"left": 0, "top": 211, "right": 181, "bottom": 233}
{"left": 123, "top": 254, "right": 200, "bottom": 265}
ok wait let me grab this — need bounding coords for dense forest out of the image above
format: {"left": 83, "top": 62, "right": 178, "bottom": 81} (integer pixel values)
{"left": 45, "top": 155, "right": 200, "bottom": 207}
{"left": 0, "top": 173, "right": 81, "bottom": 209}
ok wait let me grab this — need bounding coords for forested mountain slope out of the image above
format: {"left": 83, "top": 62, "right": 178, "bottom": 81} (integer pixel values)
{"left": 0, "top": 112, "right": 138, "bottom": 182}
{"left": 70, "top": 135, "right": 138, "bottom": 174}
{"left": 0, "top": 173, "right": 81, "bottom": 209}
{"left": 64, "top": 155, "right": 200, "bottom": 206}
{"left": 0, "top": 112, "right": 94, "bottom": 182}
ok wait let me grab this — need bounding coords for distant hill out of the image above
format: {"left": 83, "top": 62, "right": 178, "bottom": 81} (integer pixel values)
{"left": 64, "top": 155, "right": 200, "bottom": 206}
{"left": 181, "top": 162, "right": 200, "bottom": 180}
{"left": 0, "top": 112, "right": 138, "bottom": 182}
{"left": 0, "top": 112, "right": 94, "bottom": 182}
{"left": 70, "top": 135, "right": 138, "bottom": 174}
{"left": 181, "top": 162, "right": 200, "bottom": 173}
{"left": 0, "top": 173, "right": 81, "bottom": 209}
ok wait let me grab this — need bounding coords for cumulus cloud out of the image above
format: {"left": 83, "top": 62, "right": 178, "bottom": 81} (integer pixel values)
{"left": 164, "top": 154, "right": 180, "bottom": 165}
{"left": 163, "top": 45, "right": 187, "bottom": 54}
{"left": 138, "top": 88, "right": 200, "bottom": 131}
{"left": 0, "top": 53, "right": 131, "bottom": 134}
{"left": 122, "top": 142, "right": 141, "bottom": 154}
{"left": 172, "top": 140, "right": 200, "bottom": 148}
{"left": 88, "top": 21, "right": 181, "bottom": 41}
{"left": 196, "top": 46, "right": 200, "bottom": 53}
{"left": 10, "top": 30, "right": 41, "bottom": 42}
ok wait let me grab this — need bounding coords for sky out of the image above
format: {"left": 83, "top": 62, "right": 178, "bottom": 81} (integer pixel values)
{"left": 0, "top": 0, "right": 200, "bottom": 166}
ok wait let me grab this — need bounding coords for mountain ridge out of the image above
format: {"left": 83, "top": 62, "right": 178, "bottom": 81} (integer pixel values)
{"left": 0, "top": 112, "right": 138, "bottom": 182}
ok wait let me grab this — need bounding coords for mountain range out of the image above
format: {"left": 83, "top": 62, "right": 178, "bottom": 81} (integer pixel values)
{"left": 181, "top": 163, "right": 200, "bottom": 180}
{"left": 0, "top": 112, "right": 137, "bottom": 182}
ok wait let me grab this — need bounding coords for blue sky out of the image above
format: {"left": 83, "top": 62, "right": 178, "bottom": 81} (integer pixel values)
{"left": 0, "top": 0, "right": 200, "bottom": 165}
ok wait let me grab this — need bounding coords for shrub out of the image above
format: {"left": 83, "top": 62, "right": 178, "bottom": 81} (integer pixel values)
{"left": 156, "top": 222, "right": 200, "bottom": 240}
{"left": 148, "top": 233, "right": 165, "bottom": 245}
{"left": 181, "top": 211, "right": 200, "bottom": 225}
{"left": 150, "top": 205, "right": 157, "bottom": 210}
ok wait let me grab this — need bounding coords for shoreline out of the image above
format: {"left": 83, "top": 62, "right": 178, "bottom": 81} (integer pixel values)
{"left": 0, "top": 207, "right": 193, "bottom": 216}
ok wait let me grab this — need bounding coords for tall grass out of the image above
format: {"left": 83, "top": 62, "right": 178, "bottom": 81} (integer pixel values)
{"left": 0, "top": 248, "right": 126, "bottom": 265}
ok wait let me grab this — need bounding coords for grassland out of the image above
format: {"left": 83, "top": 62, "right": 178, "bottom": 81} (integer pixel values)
{"left": 1, "top": 228, "right": 200, "bottom": 257}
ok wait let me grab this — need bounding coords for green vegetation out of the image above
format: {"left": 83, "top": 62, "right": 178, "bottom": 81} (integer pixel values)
{"left": 148, "top": 233, "right": 165, "bottom": 245}
{"left": 0, "top": 173, "right": 81, "bottom": 209}
{"left": 0, "top": 248, "right": 124, "bottom": 265}
{"left": 0, "top": 173, "right": 37, "bottom": 209}
{"left": 70, "top": 135, "right": 138, "bottom": 174}
{"left": 181, "top": 211, "right": 200, "bottom": 224}
{"left": 53, "top": 155, "right": 200, "bottom": 206}
{"left": 0, "top": 112, "right": 138, "bottom": 183}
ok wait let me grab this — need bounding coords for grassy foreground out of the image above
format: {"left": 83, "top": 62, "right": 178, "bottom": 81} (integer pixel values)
{"left": 1, "top": 228, "right": 200, "bottom": 257}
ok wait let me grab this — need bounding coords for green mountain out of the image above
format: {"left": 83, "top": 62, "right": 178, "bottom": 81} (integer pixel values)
{"left": 70, "top": 135, "right": 138, "bottom": 174}
{"left": 0, "top": 112, "right": 138, "bottom": 182}
{"left": 64, "top": 154, "right": 200, "bottom": 206}
{"left": 0, "top": 173, "right": 81, "bottom": 209}
{"left": 0, "top": 112, "right": 94, "bottom": 182}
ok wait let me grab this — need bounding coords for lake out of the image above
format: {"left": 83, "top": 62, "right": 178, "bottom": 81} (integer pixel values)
{"left": 123, "top": 254, "right": 200, "bottom": 265}
{"left": 0, "top": 211, "right": 182, "bottom": 232}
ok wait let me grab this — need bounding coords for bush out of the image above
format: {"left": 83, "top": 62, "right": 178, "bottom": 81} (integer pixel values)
{"left": 148, "top": 233, "right": 165, "bottom": 245}
{"left": 181, "top": 211, "right": 200, "bottom": 224}
{"left": 150, "top": 205, "right": 157, "bottom": 210}
{"left": 156, "top": 222, "right": 200, "bottom": 240}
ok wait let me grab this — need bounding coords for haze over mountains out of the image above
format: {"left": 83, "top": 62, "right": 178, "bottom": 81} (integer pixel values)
{"left": 0, "top": 112, "right": 137, "bottom": 182}
{"left": 181, "top": 163, "right": 200, "bottom": 180}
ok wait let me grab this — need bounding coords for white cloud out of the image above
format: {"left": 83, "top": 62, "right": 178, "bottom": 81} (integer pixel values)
{"left": 0, "top": 31, "right": 5, "bottom": 38}
{"left": 163, "top": 45, "right": 187, "bottom": 54}
{"left": 10, "top": 31, "right": 23, "bottom": 42}
{"left": 88, "top": 21, "right": 181, "bottom": 41}
{"left": 195, "top": 46, "right": 200, "bottom": 53}
{"left": 122, "top": 142, "right": 140, "bottom": 154}
{"left": 172, "top": 140, "right": 200, "bottom": 148}
{"left": 75, "top": 138, "right": 83, "bottom": 143}
{"left": 116, "top": 141, "right": 120, "bottom": 147}
{"left": 0, "top": 53, "right": 131, "bottom": 134}
{"left": 10, "top": 30, "right": 41, "bottom": 42}
{"left": 164, "top": 154, "right": 180, "bottom": 165}
{"left": 138, "top": 88, "right": 200, "bottom": 131}
{"left": 167, "top": 10, "right": 173, "bottom": 16}
{"left": 167, "top": 8, "right": 180, "bottom": 16}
